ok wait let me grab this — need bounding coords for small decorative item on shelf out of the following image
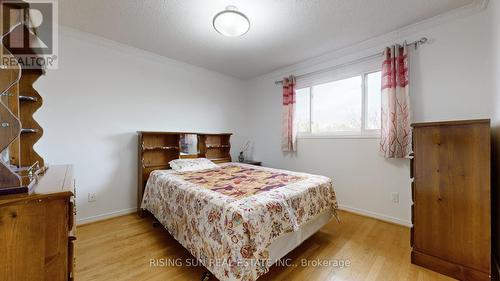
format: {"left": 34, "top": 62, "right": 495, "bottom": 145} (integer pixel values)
{"left": 239, "top": 141, "right": 250, "bottom": 162}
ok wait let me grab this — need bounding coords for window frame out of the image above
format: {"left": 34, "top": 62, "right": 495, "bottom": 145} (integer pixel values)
{"left": 296, "top": 70, "right": 382, "bottom": 139}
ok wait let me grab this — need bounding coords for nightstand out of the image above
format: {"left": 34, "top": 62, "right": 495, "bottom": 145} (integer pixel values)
{"left": 240, "top": 160, "right": 262, "bottom": 166}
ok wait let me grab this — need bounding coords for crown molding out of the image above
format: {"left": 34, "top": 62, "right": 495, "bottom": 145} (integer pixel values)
{"left": 56, "top": 26, "right": 243, "bottom": 83}
{"left": 254, "top": 0, "right": 490, "bottom": 82}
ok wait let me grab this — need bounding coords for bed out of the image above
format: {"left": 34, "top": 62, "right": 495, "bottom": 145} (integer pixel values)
{"left": 141, "top": 162, "right": 338, "bottom": 281}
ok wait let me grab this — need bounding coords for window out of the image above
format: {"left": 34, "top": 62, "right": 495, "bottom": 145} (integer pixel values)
{"left": 296, "top": 71, "right": 381, "bottom": 137}
{"left": 296, "top": 88, "right": 311, "bottom": 133}
{"left": 365, "top": 72, "right": 382, "bottom": 130}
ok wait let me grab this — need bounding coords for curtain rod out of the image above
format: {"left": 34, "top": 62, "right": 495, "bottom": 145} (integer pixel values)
{"left": 274, "top": 37, "right": 428, "bottom": 85}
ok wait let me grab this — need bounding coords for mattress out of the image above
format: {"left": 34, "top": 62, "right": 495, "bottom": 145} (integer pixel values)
{"left": 141, "top": 163, "right": 338, "bottom": 281}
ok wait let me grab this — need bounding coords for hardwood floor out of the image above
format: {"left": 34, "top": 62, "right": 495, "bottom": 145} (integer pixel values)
{"left": 76, "top": 211, "right": 455, "bottom": 281}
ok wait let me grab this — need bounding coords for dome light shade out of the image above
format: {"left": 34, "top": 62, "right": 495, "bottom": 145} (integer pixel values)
{"left": 213, "top": 6, "right": 250, "bottom": 37}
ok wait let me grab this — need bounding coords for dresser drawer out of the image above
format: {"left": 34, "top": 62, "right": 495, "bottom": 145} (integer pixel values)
{"left": 68, "top": 239, "right": 75, "bottom": 281}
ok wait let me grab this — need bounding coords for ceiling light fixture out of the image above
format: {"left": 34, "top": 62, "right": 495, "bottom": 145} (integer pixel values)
{"left": 213, "top": 6, "right": 250, "bottom": 37}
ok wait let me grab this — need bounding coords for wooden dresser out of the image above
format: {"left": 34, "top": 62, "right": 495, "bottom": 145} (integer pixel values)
{"left": 411, "top": 119, "right": 491, "bottom": 281}
{"left": 0, "top": 165, "right": 76, "bottom": 281}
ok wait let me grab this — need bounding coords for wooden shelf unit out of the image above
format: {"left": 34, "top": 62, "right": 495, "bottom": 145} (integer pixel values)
{"left": 137, "top": 131, "right": 232, "bottom": 215}
{"left": 1, "top": 5, "right": 45, "bottom": 194}
{"left": 0, "top": 4, "right": 76, "bottom": 280}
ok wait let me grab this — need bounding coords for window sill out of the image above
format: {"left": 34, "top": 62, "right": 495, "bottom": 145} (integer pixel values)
{"left": 297, "top": 134, "right": 380, "bottom": 140}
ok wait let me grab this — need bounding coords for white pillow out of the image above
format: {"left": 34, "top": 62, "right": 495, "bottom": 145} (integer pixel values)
{"left": 169, "top": 158, "right": 218, "bottom": 172}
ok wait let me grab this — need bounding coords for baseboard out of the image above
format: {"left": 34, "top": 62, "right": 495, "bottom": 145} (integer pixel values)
{"left": 338, "top": 204, "right": 412, "bottom": 227}
{"left": 76, "top": 204, "right": 410, "bottom": 227}
{"left": 76, "top": 207, "right": 137, "bottom": 226}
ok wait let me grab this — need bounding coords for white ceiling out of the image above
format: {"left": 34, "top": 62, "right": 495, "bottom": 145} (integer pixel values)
{"left": 59, "top": 0, "right": 476, "bottom": 79}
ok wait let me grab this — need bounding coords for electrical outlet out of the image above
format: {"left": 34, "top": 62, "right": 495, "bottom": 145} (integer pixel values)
{"left": 391, "top": 192, "right": 399, "bottom": 204}
{"left": 88, "top": 192, "right": 97, "bottom": 202}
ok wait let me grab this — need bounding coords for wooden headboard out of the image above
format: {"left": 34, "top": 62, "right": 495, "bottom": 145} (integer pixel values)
{"left": 137, "top": 131, "right": 232, "bottom": 216}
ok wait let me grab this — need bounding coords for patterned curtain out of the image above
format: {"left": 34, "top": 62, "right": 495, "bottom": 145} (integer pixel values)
{"left": 380, "top": 44, "right": 412, "bottom": 158}
{"left": 282, "top": 75, "right": 297, "bottom": 152}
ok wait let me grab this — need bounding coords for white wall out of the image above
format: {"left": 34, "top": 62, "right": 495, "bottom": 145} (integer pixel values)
{"left": 34, "top": 28, "right": 247, "bottom": 224}
{"left": 31, "top": 3, "right": 496, "bottom": 227}
{"left": 245, "top": 4, "right": 494, "bottom": 226}
{"left": 492, "top": 0, "right": 500, "bottom": 123}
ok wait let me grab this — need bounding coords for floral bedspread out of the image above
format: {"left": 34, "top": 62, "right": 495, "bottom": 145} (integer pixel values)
{"left": 141, "top": 163, "right": 338, "bottom": 281}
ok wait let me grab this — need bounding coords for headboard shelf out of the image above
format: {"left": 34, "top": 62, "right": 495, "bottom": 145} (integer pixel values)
{"left": 137, "top": 131, "right": 232, "bottom": 216}
{"left": 206, "top": 144, "right": 230, "bottom": 148}
{"left": 141, "top": 145, "right": 179, "bottom": 151}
